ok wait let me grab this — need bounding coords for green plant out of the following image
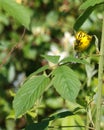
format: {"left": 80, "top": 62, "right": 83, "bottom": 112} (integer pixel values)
{"left": 0, "top": 0, "right": 104, "bottom": 130}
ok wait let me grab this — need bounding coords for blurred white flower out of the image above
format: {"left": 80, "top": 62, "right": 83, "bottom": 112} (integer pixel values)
{"left": 47, "top": 44, "right": 68, "bottom": 60}
{"left": 61, "top": 32, "right": 75, "bottom": 53}
{"left": 47, "top": 32, "right": 75, "bottom": 68}
{"left": 47, "top": 44, "right": 68, "bottom": 68}
{"left": 47, "top": 44, "right": 60, "bottom": 56}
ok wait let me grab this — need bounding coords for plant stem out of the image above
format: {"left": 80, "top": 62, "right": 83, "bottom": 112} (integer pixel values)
{"left": 95, "top": 11, "right": 104, "bottom": 130}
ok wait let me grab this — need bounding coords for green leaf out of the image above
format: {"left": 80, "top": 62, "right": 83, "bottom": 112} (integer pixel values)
{"left": 25, "top": 108, "right": 83, "bottom": 130}
{"left": 52, "top": 65, "right": 81, "bottom": 102}
{"left": 49, "top": 111, "right": 74, "bottom": 121}
{"left": 25, "top": 65, "right": 49, "bottom": 81}
{"left": 42, "top": 55, "right": 60, "bottom": 64}
{"left": 74, "top": 6, "right": 95, "bottom": 31}
{"left": 74, "top": 1, "right": 104, "bottom": 31}
{"left": 13, "top": 75, "right": 50, "bottom": 117}
{"left": 80, "top": 0, "right": 104, "bottom": 10}
{"left": 25, "top": 120, "right": 49, "bottom": 130}
{"left": 60, "top": 56, "right": 90, "bottom": 65}
{"left": 25, "top": 110, "right": 75, "bottom": 130}
{"left": 0, "top": 0, "right": 31, "bottom": 30}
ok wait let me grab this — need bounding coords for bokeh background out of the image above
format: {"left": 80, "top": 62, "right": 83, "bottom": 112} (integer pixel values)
{"left": 0, "top": 0, "right": 103, "bottom": 130}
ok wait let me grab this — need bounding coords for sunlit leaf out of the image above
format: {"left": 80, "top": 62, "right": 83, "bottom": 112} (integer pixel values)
{"left": 13, "top": 75, "right": 50, "bottom": 117}
{"left": 52, "top": 65, "right": 81, "bottom": 102}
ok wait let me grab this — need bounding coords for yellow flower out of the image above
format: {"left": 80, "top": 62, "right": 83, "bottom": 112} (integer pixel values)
{"left": 74, "top": 31, "right": 92, "bottom": 52}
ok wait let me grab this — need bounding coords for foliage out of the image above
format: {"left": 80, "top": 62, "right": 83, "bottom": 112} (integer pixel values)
{"left": 25, "top": 110, "right": 77, "bottom": 130}
{"left": 13, "top": 55, "right": 85, "bottom": 117}
{"left": 0, "top": 0, "right": 31, "bottom": 30}
{"left": 74, "top": 0, "right": 104, "bottom": 30}
{"left": 13, "top": 75, "right": 50, "bottom": 117}
{"left": 0, "top": 0, "right": 104, "bottom": 130}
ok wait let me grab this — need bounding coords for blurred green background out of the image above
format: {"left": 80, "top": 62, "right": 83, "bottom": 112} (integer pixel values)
{"left": 0, "top": 0, "right": 104, "bottom": 130}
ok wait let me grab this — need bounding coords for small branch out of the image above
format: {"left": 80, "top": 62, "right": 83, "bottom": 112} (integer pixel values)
{"left": 0, "top": 28, "right": 26, "bottom": 69}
